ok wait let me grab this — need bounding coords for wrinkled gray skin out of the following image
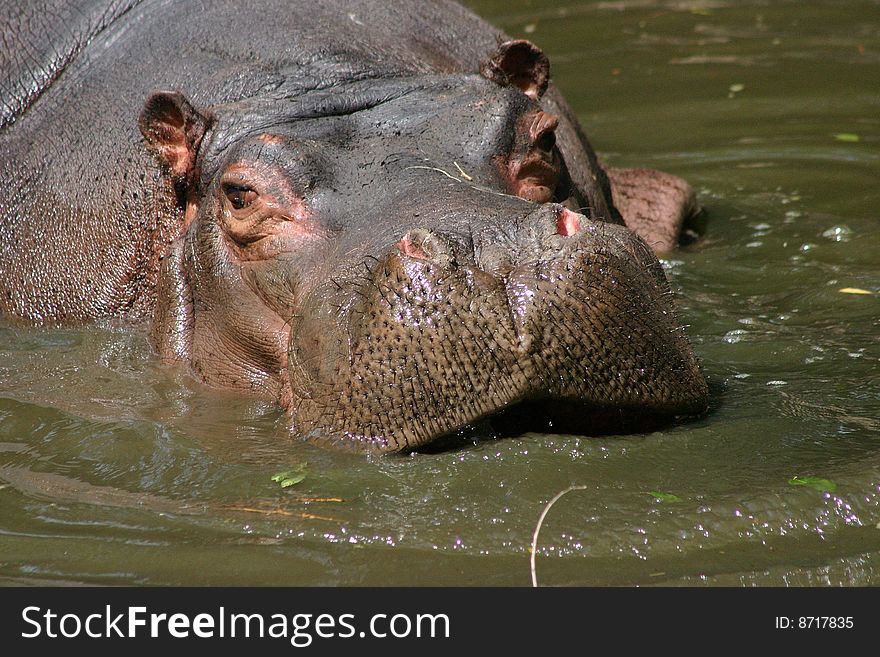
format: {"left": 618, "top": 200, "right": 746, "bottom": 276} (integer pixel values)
{"left": 0, "top": 0, "right": 708, "bottom": 451}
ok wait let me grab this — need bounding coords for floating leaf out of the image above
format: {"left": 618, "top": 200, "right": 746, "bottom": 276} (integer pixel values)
{"left": 789, "top": 476, "right": 836, "bottom": 493}
{"left": 641, "top": 491, "right": 681, "bottom": 502}
{"left": 728, "top": 83, "right": 745, "bottom": 93}
{"left": 271, "top": 464, "right": 308, "bottom": 488}
{"left": 833, "top": 133, "right": 859, "bottom": 142}
{"left": 839, "top": 287, "right": 872, "bottom": 295}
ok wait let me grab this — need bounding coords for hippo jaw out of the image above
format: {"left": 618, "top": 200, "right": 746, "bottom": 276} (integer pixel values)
{"left": 286, "top": 205, "right": 708, "bottom": 453}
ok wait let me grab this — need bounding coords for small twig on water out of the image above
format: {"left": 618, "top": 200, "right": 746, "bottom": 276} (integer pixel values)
{"left": 222, "top": 505, "right": 340, "bottom": 522}
{"left": 530, "top": 485, "right": 588, "bottom": 587}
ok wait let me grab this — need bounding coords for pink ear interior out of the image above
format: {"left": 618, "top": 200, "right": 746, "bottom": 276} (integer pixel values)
{"left": 138, "top": 91, "right": 209, "bottom": 179}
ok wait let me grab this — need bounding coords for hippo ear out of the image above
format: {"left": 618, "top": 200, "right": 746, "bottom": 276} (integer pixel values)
{"left": 138, "top": 90, "right": 211, "bottom": 180}
{"left": 480, "top": 39, "right": 550, "bottom": 100}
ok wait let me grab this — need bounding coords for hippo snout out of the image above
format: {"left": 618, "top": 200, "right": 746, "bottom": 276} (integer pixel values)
{"left": 286, "top": 205, "right": 708, "bottom": 452}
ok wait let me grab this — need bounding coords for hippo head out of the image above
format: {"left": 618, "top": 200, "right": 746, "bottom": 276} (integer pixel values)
{"left": 138, "top": 41, "right": 708, "bottom": 452}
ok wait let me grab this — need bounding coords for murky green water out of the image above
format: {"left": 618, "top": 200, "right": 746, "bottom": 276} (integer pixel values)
{"left": 1, "top": 0, "right": 878, "bottom": 586}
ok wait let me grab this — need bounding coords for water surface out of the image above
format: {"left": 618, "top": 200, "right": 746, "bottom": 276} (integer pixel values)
{"left": 1, "top": 0, "right": 878, "bottom": 586}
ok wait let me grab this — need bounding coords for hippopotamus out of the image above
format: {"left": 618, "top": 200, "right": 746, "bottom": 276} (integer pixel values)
{"left": 0, "top": 0, "right": 708, "bottom": 451}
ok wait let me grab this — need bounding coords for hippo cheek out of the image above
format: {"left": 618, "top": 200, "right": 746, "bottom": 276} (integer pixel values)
{"left": 287, "top": 304, "right": 353, "bottom": 405}
{"left": 507, "top": 223, "right": 709, "bottom": 418}
{"left": 289, "top": 251, "right": 515, "bottom": 451}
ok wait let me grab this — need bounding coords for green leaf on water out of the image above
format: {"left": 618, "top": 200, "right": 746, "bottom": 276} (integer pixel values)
{"left": 271, "top": 464, "right": 308, "bottom": 488}
{"left": 642, "top": 491, "right": 681, "bottom": 503}
{"left": 833, "top": 133, "right": 860, "bottom": 142}
{"left": 788, "top": 476, "right": 836, "bottom": 493}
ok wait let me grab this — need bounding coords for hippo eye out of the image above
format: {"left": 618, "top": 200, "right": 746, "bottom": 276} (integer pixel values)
{"left": 223, "top": 184, "right": 258, "bottom": 210}
{"left": 536, "top": 130, "right": 556, "bottom": 153}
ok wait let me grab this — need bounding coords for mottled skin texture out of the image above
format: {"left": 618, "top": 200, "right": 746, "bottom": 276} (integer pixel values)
{"left": 0, "top": 0, "right": 708, "bottom": 451}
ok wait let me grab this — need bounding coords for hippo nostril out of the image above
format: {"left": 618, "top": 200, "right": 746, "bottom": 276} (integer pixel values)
{"left": 398, "top": 236, "right": 429, "bottom": 260}
{"left": 556, "top": 208, "right": 582, "bottom": 237}
{"left": 397, "top": 229, "right": 453, "bottom": 265}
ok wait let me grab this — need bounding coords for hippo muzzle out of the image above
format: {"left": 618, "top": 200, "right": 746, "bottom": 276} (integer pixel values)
{"left": 287, "top": 202, "right": 708, "bottom": 452}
